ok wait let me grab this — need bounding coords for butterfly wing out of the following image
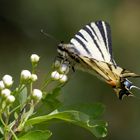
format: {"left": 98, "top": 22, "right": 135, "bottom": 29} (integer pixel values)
{"left": 70, "top": 21, "right": 116, "bottom": 66}
{"left": 57, "top": 20, "right": 140, "bottom": 99}
{"left": 58, "top": 21, "right": 118, "bottom": 81}
{"left": 57, "top": 21, "right": 139, "bottom": 79}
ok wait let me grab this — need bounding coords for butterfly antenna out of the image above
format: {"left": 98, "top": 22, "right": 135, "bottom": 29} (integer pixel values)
{"left": 40, "top": 29, "right": 60, "bottom": 44}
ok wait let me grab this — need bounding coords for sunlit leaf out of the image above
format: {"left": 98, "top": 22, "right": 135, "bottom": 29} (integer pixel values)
{"left": 18, "top": 86, "right": 27, "bottom": 106}
{"left": 18, "top": 130, "right": 52, "bottom": 140}
{"left": 60, "top": 103, "right": 105, "bottom": 119}
{"left": 26, "top": 110, "right": 107, "bottom": 138}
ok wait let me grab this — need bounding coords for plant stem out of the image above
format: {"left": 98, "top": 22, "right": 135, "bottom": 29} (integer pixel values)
{"left": 8, "top": 104, "right": 28, "bottom": 140}
{"left": 41, "top": 78, "right": 52, "bottom": 90}
{"left": 9, "top": 128, "right": 18, "bottom": 140}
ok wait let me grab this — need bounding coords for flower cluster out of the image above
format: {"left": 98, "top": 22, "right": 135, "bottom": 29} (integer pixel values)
{"left": 0, "top": 53, "right": 73, "bottom": 140}
{"left": 0, "top": 54, "right": 45, "bottom": 140}
{"left": 19, "top": 54, "right": 42, "bottom": 101}
{"left": 51, "top": 71, "right": 68, "bottom": 83}
{"left": 20, "top": 69, "right": 42, "bottom": 100}
{"left": 20, "top": 70, "right": 38, "bottom": 83}
{"left": 51, "top": 61, "right": 69, "bottom": 83}
{"left": 0, "top": 75, "right": 15, "bottom": 105}
{"left": 0, "top": 54, "right": 42, "bottom": 110}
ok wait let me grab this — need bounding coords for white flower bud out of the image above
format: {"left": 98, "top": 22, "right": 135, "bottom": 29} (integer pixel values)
{"left": 2, "top": 75, "right": 13, "bottom": 87}
{"left": 0, "top": 81, "right": 5, "bottom": 90}
{"left": 6, "top": 95, "right": 15, "bottom": 103}
{"left": 21, "top": 70, "right": 31, "bottom": 81}
{"left": 51, "top": 71, "right": 60, "bottom": 80}
{"left": 1, "top": 89, "right": 11, "bottom": 98}
{"left": 30, "top": 54, "right": 40, "bottom": 63}
{"left": 31, "top": 74, "right": 38, "bottom": 82}
{"left": 59, "top": 64, "right": 69, "bottom": 73}
{"left": 59, "top": 74, "right": 68, "bottom": 83}
{"left": 32, "top": 89, "right": 42, "bottom": 100}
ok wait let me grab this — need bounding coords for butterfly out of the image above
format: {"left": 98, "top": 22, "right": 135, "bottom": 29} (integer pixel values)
{"left": 57, "top": 20, "right": 140, "bottom": 99}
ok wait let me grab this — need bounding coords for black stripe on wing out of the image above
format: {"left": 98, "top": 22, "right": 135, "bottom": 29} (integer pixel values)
{"left": 70, "top": 20, "right": 116, "bottom": 66}
{"left": 76, "top": 32, "right": 87, "bottom": 42}
{"left": 70, "top": 23, "right": 106, "bottom": 61}
{"left": 95, "top": 21, "right": 112, "bottom": 57}
{"left": 72, "top": 36, "right": 91, "bottom": 55}
{"left": 83, "top": 25, "right": 105, "bottom": 60}
{"left": 94, "top": 21, "right": 116, "bottom": 66}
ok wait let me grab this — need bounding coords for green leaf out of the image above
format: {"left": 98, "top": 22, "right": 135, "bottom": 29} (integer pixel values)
{"left": 60, "top": 103, "right": 105, "bottom": 119}
{"left": 42, "top": 87, "right": 62, "bottom": 110}
{"left": 43, "top": 95, "right": 62, "bottom": 110}
{"left": 26, "top": 110, "right": 107, "bottom": 138}
{"left": 18, "top": 106, "right": 34, "bottom": 131}
{"left": 18, "top": 130, "right": 52, "bottom": 140}
{"left": 18, "top": 87, "right": 27, "bottom": 106}
{"left": 51, "top": 87, "right": 61, "bottom": 97}
{"left": 0, "top": 121, "right": 4, "bottom": 136}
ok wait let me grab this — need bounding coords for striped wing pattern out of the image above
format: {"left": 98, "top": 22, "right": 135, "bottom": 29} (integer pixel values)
{"left": 57, "top": 20, "right": 140, "bottom": 99}
{"left": 70, "top": 21, "right": 116, "bottom": 65}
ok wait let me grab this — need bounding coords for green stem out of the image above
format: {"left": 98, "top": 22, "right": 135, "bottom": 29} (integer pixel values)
{"left": 32, "top": 63, "right": 38, "bottom": 74}
{"left": 41, "top": 78, "right": 53, "bottom": 90}
{"left": 19, "top": 103, "right": 34, "bottom": 129}
{"left": 17, "top": 84, "right": 26, "bottom": 94}
{"left": 41, "top": 67, "right": 54, "bottom": 90}
{"left": 5, "top": 106, "right": 10, "bottom": 125}
{"left": 8, "top": 103, "right": 28, "bottom": 140}
{"left": 1, "top": 107, "right": 16, "bottom": 140}
{"left": 9, "top": 128, "right": 18, "bottom": 140}
{"left": 0, "top": 115, "right": 6, "bottom": 127}
{"left": 0, "top": 115, "right": 8, "bottom": 140}
{"left": 30, "top": 83, "right": 33, "bottom": 95}
{"left": 10, "top": 105, "right": 21, "bottom": 114}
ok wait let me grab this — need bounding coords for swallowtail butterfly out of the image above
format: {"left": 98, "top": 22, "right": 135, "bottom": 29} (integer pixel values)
{"left": 57, "top": 20, "right": 140, "bottom": 99}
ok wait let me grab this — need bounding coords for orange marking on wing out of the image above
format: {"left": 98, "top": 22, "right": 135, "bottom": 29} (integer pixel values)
{"left": 107, "top": 80, "right": 116, "bottom": 87}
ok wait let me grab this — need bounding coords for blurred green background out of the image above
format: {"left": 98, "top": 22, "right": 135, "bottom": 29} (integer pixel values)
{"left": 1, "top": 0, "right": 140, "bottom": 140}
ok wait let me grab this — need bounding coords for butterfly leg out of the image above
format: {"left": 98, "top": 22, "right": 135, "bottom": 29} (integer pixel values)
{"left": 54, "top": 54, "right": 76, "bottom": 75}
